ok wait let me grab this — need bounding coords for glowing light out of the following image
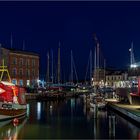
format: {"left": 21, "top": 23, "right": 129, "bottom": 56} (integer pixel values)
{"left": 37, "top": 102, "right": 41, "bottom": 120}
{"left": 130, "top": 64, "right": 137, "bottom": 68}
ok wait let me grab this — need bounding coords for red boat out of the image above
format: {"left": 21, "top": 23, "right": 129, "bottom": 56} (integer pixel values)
{"left": 0, "top": 81, "right": 27, "bottom": 121}
{"left": 0, "top": 60, "right": 27, "bottom": 121}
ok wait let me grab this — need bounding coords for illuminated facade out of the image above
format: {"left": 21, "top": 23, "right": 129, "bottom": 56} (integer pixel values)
{"left": 105, "top": 70, "right": 128, "bottom": 88}
{"left": 0, "top": 47, "right": 39, "bottom": 87}
{"left": 92, "top": 68, "right": 105, "bottom": 87}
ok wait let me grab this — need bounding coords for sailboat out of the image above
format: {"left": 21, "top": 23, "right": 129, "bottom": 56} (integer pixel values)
{"left": 89, "top": 34, "right": 106, "bottom": 109}
{"left": 62, "top": 50, "right": 78, "bottom": 97}
{"left": 0, "top": 60, "right": 27, "bottom": 121}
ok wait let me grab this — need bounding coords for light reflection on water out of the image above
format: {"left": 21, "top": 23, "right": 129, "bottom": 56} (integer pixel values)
{"left": 0, "top": 117, "right": 27, "bottom": 139}
{"left": 0, "top": 98, "right": 140, "bottom": 139}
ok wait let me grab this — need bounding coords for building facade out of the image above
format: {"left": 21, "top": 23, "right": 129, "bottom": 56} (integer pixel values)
{"left": 0, "top": 47, "right": 39, "bottom": 87}
{"left": 105, "top": 70, "right": 128, "bottom": 88}
{"left": 92, "top": 67, "right": 129, "bottom": 88}
{"left": 92, "top": 68, "right": 105, "bottom": 87}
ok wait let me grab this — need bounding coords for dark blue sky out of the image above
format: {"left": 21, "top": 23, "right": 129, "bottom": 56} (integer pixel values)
{"left": 0, "top": 1, "right": 140, "bottom": 81}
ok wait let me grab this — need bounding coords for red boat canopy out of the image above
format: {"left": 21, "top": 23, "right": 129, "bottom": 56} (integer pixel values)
{"left": 0, "top": 82, "right": 26, "bottom": 104}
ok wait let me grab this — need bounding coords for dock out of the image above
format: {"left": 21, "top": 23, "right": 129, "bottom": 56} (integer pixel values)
{"left": 25, "top": 93, "right": 39, "bottom": 100}
{"left": 108, "top": 103, "right": 140, "bottom": 124}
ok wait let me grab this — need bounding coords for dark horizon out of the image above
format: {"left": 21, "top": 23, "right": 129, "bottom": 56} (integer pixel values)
{"left": 0, "top": 1, "right": 140, "bottom": 81}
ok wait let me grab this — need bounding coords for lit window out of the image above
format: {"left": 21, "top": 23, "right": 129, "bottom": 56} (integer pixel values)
{"left": 12, "top": 79, "right": 17, "bottom": 85}
{"left": 27, "top": 80, "right": 30, "bottom": 86}
{"left": 19, "top": 80, "right": 23, "bottom": 86}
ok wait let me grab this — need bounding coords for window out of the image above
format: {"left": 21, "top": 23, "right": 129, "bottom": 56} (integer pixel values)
{"left": 32, "top": 69, "right": 35, "bottom": 77}
{"left": 19, "top": 58, "right": 23, "bottom": 66}
{"left": 27, "top": 59, "right": 30, "bottom": 66}
{"left": 27, "top": 80, "right": 30, "bottom": 86}
{"left": 13, "top": 57, "right": 17, "bottom": 65}
{"left": 12, "top": 68, "right": 17, "bottom": 77}
{"left": 19, "top": 80, "right": 23, "bottom": 86}
{"left": 12, "top": 79, "right": 17, "bottom": 85}
{"left": 19, "top": 69, "right": 23, "bottom": 77}
{"left": 26, "top": 59, "right": 30, "bottom": 66}
{"left": 32, "top": 59, "right": 35, "bottom": 67}
{"left": 26, "top": 69, "right": 30, "bottom": 77}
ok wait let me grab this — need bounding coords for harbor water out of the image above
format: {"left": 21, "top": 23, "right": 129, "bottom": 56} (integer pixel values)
{"left": 0, "top": 97, "right": 140, "bottom": 139}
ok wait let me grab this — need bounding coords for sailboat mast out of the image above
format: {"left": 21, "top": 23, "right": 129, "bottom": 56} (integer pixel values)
{"left": 94, "top": 45, "right": 96, "bottom": 83}
{"left": 90, "top": 50, "right": 92, "bottom": 85}
{"left": 104, "top": 59, "right": 106, "bottom": 86}
{"left": 71, "top": 50, "right": 73, "bottom": 83}
{"left": 129, "top": 42, "right": 136, "bottom": 68}
{"left": 51, "top": 49, "right": 54, "bottom": 83}
{"left": 47, "top": 52, "right": 50, "bottom": 83}
{"left": 97, "top": 42, "right": 99, "bottom": 69}
{"left": 11, "top": 33, "right": 13, "bottom": 49}
{"left": 58, "top": 42, "right": 60, "bottom": 83}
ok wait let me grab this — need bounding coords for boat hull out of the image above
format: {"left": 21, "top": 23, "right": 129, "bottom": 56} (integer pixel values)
{"left": 0, "top": 102, "right": 27, "bottom": 121}
{"left": 0, "top": 110, "right": 26, "bottom": 122}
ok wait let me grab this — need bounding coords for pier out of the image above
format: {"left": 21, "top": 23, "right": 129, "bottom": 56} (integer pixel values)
{"left": 108, "top": 103, "right": 140, "bottom": 124}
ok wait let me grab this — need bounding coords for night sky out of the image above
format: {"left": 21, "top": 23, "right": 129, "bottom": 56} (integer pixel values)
{"left": 0, "top": 1, "right": 140, "bottom": 81}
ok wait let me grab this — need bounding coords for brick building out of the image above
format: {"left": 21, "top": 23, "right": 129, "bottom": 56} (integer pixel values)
{"left": 0, "top": 47, "right": 39, "bottom": 87}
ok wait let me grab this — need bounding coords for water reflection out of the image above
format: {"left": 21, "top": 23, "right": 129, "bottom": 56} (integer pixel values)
{"left": 0, "top": 98, "right": 140, "bottom": 139}
{"left": 0, "top": 117, "right": 27, "bottom": 139}
{"left": 37, "top": 102, "right": 41, "bottom": 120}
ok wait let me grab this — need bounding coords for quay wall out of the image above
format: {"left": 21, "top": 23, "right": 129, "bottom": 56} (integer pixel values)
{"left": 25, "top": 93, "right": 38, "bottom": 100}
{"left": 108, "top": 103, "right": 140, "bottom": 124}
